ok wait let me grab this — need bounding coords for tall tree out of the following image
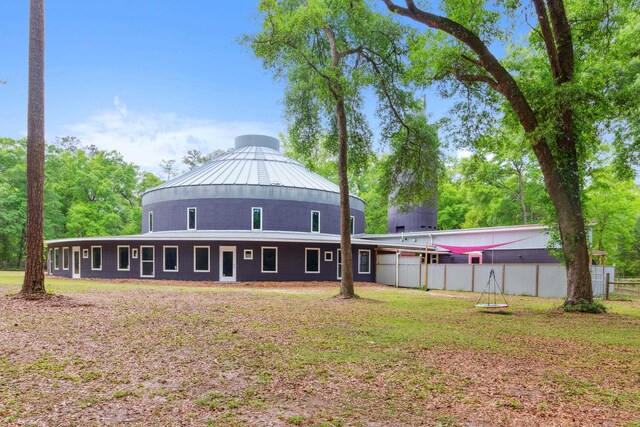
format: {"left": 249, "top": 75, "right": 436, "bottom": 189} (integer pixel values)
{"left": 246, "top": 0, "right": 434, "bottom": 297}
{"left": 382, "top": 0, "right": 638, "bottom": 306}
{"left": 20, "top": 0, "right": 46, "bottom": 297}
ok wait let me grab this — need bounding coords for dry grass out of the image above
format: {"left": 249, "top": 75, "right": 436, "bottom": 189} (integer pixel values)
{"left": 1, "top": 271, "right": 639, "bottom": 426}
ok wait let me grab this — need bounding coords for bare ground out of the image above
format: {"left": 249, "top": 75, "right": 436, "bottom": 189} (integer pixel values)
{"left": 0, "top": 280, "right": 638, "bottom": 426}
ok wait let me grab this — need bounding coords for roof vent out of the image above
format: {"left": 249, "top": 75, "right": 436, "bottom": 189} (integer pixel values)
{"left": 235, "top": 135, "right": 280, "bottom": 151}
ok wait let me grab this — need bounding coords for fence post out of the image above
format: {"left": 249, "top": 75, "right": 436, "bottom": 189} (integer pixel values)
{"left": 605, "top": 272, "right": 610, "bottom": 301}
{"left": 443, "top": 265, "right": 447, "bottom": 290}
{"left": 471, "top": 264, "right": 475, "bottom": 292}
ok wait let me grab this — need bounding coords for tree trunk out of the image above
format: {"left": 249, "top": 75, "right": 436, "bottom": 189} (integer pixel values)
{"left": 336, "top": 97, "right": 356, "bottom": 298}
{"left": 323, "top": 25, "right": 355, "bottom": 298}
{"left": 20, "top": 0, "right": 46, "bottom": 297}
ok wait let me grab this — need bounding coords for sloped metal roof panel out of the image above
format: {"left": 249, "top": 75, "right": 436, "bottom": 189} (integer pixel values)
{"left": 148, "top": 145, "right": 343, "bottom": 194}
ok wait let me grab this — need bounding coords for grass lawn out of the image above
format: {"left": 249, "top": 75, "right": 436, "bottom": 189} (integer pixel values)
{"left": 1, "top": 271, "right": 639, "bottom": 426}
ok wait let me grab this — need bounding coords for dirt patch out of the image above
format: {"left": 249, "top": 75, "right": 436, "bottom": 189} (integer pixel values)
{"left": 0, "top": 284, "right": 638, "bottom": 426}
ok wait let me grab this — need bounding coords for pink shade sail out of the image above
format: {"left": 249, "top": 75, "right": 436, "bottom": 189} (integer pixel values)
{"left": 433, "top": 239, "right": 523, "bottom": 255}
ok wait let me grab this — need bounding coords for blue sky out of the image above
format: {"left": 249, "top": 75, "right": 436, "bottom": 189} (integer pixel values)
{"left": 0, "top": 1, "right": 452, "bottom": 172}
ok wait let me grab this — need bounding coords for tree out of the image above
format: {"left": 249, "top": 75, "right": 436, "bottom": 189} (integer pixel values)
{"left": 160, "top": 159, "right": 179, "bottom": 180}
{"left": 182, "top": 148, "right": 230, "bottom": 170}
{"left": 20, "top": 0, "right": 46, "bottom": 297}
{"left": 246, "top": 0, "right": 434, "bottom": 297}
{"left": 382, "top": 0, "right": 638, "bottom": 305}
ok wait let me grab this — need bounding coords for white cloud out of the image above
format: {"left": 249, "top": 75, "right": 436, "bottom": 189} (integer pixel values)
{"left": 66, "top": 97, "right": 282, "bottom": 172}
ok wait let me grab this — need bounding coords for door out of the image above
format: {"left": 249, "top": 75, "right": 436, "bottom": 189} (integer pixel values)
{"left": 140, "top": 246, "right": 155, "bottom": 278}
{"left": 219, "top": 246, "right": 236, "bottom": 282}
{"left": 72, "top": 247, "right": 81, "bottom": 279}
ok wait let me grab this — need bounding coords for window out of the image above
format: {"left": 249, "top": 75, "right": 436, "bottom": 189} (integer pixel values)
{"left": 261, "top": 247, "right": 277, "bottom": 273}
{"left": 164, "top": 246, "right": 179, "bottom": 272}
{"left": 311, "top": 211, "right": 320, "bottom": 233}
{"left": 187, "top": 207, "right": 197, "bottom": 230}
{"left": 194, "top": 246, "right": 210, "bottom": 272}
{"left": 358, "top": 250, "right": 371, "bottom": 274}
{"left": 337, "top": 249, "right": 342, "bottom": 279}
{"left": 252, "top": 207, "right": 262, "bottom": 231}
{"left": 140, "top": 246, "right": 154, "bottom": 277}
{"left": 468, "top": 254, "right": 482, "bottom": 264}
{"left": 132, "top": 248, "right": 138, "bottom": 259}
{"left": 62, "top": 247, "right": 70, "bottom": 270}
{"left": 244, "top": 249, "right": 253, "bottom": 260}
{"left": 82, "top": 249, "right": 89, "bottom": 259}
{"left": 305, "top": 248, "right": 320, "bottom": 273}
{"left": 48, "top": 249, "right": 52, "bottom": 274}
{"left": 91, "top": 246, "right": 102, "bottom": 270}
{"left": 324, "top": 251, "right": 333, "bottom": 262}
{"left": 148, "top": 211, "right": 154, "bottom": 232}
{"left": 350, "top": 216, "right": 355, "bottom": 235}
{"left": 117, "top": 246, "right": 130, "bottom": 271}
{"left": 54, "top": 248, "right": 60, "bottom": 270}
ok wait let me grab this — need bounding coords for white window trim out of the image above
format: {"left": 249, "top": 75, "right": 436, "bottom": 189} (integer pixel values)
{"left": 261, "top": 246, "right": 278, "bottom": 273}
{"left": 251, "top": 207, "right": 263, "bottom": 231}
{"left": 311, "top": 210, "right": 320, "bottom": 233}
{"left": 132, "top": 248, "right": 138, "bottom": 259}
{"left": 468, "top": 253, "right": 483, "bottom": 265}
{"left": 48, "top": 249, "right": 52, "bottom": 274}
{"left": 163, "top": 245, "right": 179, "bottom": 272}
{"left": 337, "top": 249, "right": 342, "bottom": 279}
{"left": 187, "top": 207, "right": 197, "bottom": 231}
{"left": 117, "top": 245, "right": 130, "bottom": 271}
{"left": 358, "top": 249, "right": 371, "bottom": 274}
{"left": 244, "top": 249, "right": 253, "bottom": 260}
{"left": 305, "top": 248, "right": 321, "bottom": 274}
{"left": 91, "top": 246, "right": 102, "bottom": 271}
{"left": 148, "top": 211, "right": 154, "bottom": 233}
{"left": 62, "top": 247, "right": 70, "bottom": 270}
{"left": 82, "top": 249, "right": 89, "bottom": 259}
{"left": 54, "top": 248, "right": 60, "bottom": 270}
{"left": 193, "top": 246, "right": 210, "bottom": 272}
{"left": 350, "top": 215, "right": 355, "bottom": 235}
{"left": 140, "top": 245, "right": 155, "bottom": 278}
{"left": 324, "top": 251, "right": 333, "bottom": 262}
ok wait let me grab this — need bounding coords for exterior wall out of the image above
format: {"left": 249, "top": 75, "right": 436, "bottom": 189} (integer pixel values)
{"left": 387, "top": 204, "right": 438, "bottom": 233}
{"left": 142, "top": 198, "right": 365, "bottom": 235}
{"left": 438, "top": 248, "right": 560, "bottom": 264}
{"left": 47, "top": 240, "right": 375, "bottom": 283}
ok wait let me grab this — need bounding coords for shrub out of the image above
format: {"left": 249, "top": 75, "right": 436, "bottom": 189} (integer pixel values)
{"left": 563, "top": 299, "right": 607, "bottom": 314}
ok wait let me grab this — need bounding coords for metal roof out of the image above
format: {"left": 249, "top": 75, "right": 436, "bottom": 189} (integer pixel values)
{"left": 45, "top": 230, "right": 395, "bottom": 247}
{"left": 147, "top": 145, "right": 342, "bottom": 194}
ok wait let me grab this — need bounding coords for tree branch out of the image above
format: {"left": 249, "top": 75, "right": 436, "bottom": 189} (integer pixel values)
{"left": 531, "top": 0, "right": 562, "bottom": 80}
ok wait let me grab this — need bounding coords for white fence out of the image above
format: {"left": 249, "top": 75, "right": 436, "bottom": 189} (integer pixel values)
{"left": 375, "top": 254, "right": 615, "bottom": 298}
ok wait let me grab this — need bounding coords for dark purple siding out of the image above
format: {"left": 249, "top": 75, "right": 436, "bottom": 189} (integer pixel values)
{"left": 438, "top": 249, "right": 560, "bottom": 264}
{"left": 387, "top": 205, "right": 438, "bottom": 233}
{"left": 47, "top": 240, "right": 375, "bottom": 282}
{"left": 142, "top": 198, "right": 366, "bottom": 235}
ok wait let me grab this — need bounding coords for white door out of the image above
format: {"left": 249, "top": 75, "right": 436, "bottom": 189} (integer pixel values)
{"left": 219, "top": 246, "right": 236, "bottom": 282}
{"left": 140, "top": 246, "right": 155, "bottom": 278}
{"left": 72, "top": 247, "right": 81, "bottom": 279}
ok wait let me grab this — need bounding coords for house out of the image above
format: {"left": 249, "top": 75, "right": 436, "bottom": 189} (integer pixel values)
{"left": 47, "top": 134, "right": 585, "bottom": 289}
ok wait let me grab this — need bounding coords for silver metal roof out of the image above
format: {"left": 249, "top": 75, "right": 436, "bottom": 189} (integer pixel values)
{"left": 147, "top": 141, "right": 342, "bottom": 195}
{"left": 46, "top": 230, "right": 390, "bottom": 247}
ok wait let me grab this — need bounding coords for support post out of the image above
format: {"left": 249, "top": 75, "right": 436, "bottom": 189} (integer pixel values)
{"left": 501, "top": 264, "right": 506, "bottom": 293}
{"left": 443, "top": 264, "right": 447, "bottom": 290}
{"left": 424, "top": 242, "right": 429, "bottom": 291}
{"left": 535, "top": 264, "right": 540, "bottom": 297}
{"left": 605, "top": 272, "right": 610, "bottom": 301}
{"left": 471, "top": 264, "right": 475, "bottom": 292}
{"left": 395, "top": 251, "right": 399, "bottom": 288}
